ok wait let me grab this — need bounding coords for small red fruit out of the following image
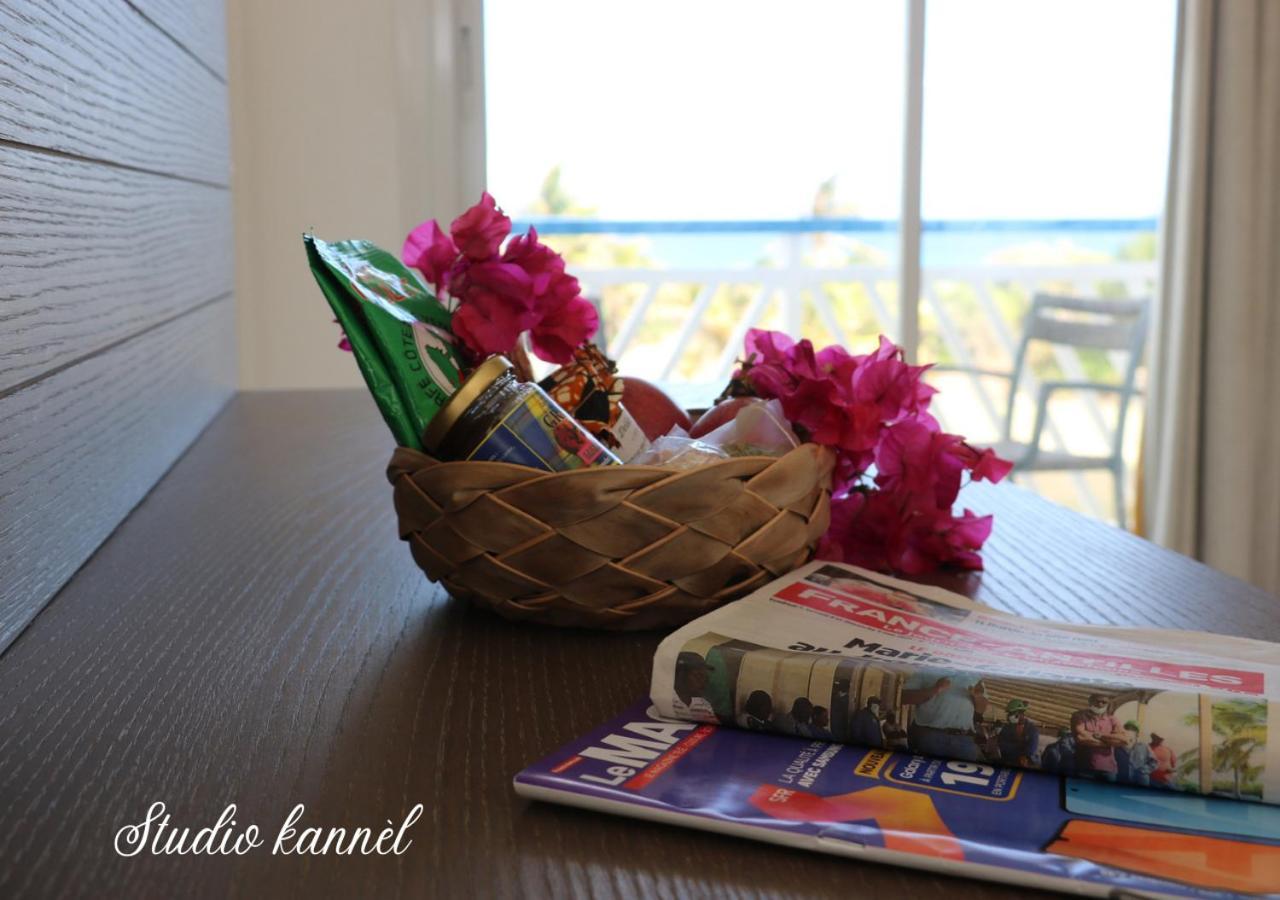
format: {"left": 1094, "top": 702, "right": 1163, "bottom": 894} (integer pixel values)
{"left": 620, "top": 377, "right": 693, "bottom": 441}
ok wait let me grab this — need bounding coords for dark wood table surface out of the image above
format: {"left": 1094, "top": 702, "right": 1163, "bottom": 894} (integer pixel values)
{"left": 1, "top": 391, "right": 1276, "bottom": 899}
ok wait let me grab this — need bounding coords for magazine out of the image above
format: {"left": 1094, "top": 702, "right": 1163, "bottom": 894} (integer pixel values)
{"left": 515, "top": 701, "right": 1280, "bottom": 899}
{"left": 649, "top": 561, "right": 1280, "bottom": 804}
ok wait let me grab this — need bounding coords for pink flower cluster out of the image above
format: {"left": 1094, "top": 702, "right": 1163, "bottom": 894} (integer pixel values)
{"left": 402, "top": 193, "right": 598, "bottom": 364}
{"left": 736, "top": 329, "right": 1013, "bottom": 574}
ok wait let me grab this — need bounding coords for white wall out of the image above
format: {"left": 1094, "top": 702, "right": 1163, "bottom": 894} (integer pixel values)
{"left": 227, "top": 0, "right": 483, "bottom": 389}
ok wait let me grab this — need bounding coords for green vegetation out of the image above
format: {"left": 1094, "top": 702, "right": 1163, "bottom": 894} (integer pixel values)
{"left": 523, "top": 168, "right": 1155, "bottom": 393}
{"left": 1176, "top": 699, "right": 1267, "bottom": 800}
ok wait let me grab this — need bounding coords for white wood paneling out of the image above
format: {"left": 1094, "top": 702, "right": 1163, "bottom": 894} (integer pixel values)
{"left": 0, "top": 145, "right": 232, "bottom": 393}
{"left": 0, "top": 298, "right": 236, "bottom": 650}
{"left": 0, "top": 0, "right": 229, "bottom": 184}
{"left": 0, "top": 0, "right": 235, "bottom": 653}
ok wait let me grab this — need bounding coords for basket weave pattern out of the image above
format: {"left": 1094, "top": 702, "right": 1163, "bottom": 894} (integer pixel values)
{"left": 387, "top": 443, "right": 834, "bottom": 629}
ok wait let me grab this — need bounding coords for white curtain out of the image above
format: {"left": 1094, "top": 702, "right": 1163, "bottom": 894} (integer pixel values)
{"left": 1143, "top": 0, "right": 1280, "bottom": 594}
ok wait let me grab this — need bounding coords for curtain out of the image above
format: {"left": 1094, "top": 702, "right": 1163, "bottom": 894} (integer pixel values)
{"left": 1142, "top": 0, "right": 1280, "bottom": 594}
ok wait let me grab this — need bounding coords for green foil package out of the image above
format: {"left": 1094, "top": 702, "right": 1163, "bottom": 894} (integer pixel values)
{"left": 305, "top": 235, "right": 465, "bottom": 449}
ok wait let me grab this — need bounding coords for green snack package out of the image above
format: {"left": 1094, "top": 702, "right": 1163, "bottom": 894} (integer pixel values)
{"left": 305, "top": 235, "right": 465, "bottom": 449}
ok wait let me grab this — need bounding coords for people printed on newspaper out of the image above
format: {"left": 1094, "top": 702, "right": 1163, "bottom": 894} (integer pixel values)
{"left": 900, "top": 671, "right": 989, "bottom": 762}
{"left": 671, "top": 651, "right": 719, "bottom": 723}
{"left": 849, "top": 697, "right": 885, "bottom": 748}
{"left": 1040, "top": 727, "right": 1077, "bottom": 776}
{"left": 671, "top": 631, "right": 1269, "bottom": 800}
{"left": 773, "top": 697, "right": 820, "bottom": 738}
{"left": 810, "top": 705, "right": 834, "bottom": 740}
{"left": 1123, "top": 721, "right": 1158, "bottom": 786}
{"left": 738, "top": 690, "right": 773, "bottom": 731}
{"left": 1071, "top": 693, "right": 1129, "bottom": 781}
{"left": 1149, "top": 733, "right": 1178, "bottom": 787}
{"left": 664, "top": 565, "right": 1271, "bottom": 801}
{"left": 882, "top": 712, "right": 910, "bottom": 750}
{"left": 993, "top": 699, "right": 1040, "bottom": 767}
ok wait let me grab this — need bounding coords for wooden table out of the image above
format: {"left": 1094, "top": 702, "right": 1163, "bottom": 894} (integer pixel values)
{"left": 1, "top": 391, "right": 1275, "bottom": 899}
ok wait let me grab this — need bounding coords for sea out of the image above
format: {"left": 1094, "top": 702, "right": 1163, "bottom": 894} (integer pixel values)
{"left": 517, "top": 220, "right": 1157, "bottom": 269}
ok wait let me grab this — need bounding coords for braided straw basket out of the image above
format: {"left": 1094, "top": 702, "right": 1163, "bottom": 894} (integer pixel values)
{"left": 387, "top": 443, "right": 834, "bottom": 630}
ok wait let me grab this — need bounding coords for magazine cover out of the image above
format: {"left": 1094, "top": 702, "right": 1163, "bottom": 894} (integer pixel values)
{"left": 515, "top": 701, "right": 1280, "bottom": 899}
{"left": 650, "top": 561, "right": 1280, "bottom": 804}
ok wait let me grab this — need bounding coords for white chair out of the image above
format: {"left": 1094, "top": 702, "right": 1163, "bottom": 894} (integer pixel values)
{"left": 989, "top": 293, "right": 1149, "bottom": 529}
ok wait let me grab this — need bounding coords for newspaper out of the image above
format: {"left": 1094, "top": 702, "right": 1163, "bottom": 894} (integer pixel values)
{"left": 651, "top": 561, "right": 1280, "bottom": 805}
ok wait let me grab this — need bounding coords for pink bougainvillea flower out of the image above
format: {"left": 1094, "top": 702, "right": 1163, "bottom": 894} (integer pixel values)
{"left": 815, "top": 489, "right": 867, "bottom": 564}
{"left": 401, "top": 219, "right": 458, "bottom": 292}
{"left": 739, "top": 332, "right": 811, "bottom": 404}
{"left": 955, "top": 442, "right": 1016, "bottom": 483}
{"left": 848, "top": 335, "right": 937, "bottom": 422}
{"left": 736, "top": 326, "right": 1012, "bottom": 574}
{"left": 873, "top": 417, "right": 970, "bottom": 510}
{"left": 817, "top": 490, "right": 900, "bottom": 571}
{"left": 871, "top": 417, "right": 935, "bottom": 493}
{"left": 399, "top": 195, "right": 598, "bottom": 364}
{"left": 744, "top": 328, "right": 797, "bottom": 363}
{"left": 502, "top": 226, "right": 565, "bottom": 296}
{"left": 740, "top": 331, "right": 898, "bottom": 479}
{"left": 780, "top": 376, "right": 852, "bottom": 447}
{"left": 333, "top": 318, "right": 353, "bottom": 353}
{"left": 463, "top": 257, "right": 534, "bottom": 301}
{"left": 529, "top": 277, "right": 599, "bottom": 364}
{"left": 818, "top": 490, "right": 996, "bottom": 575}
{"left": 893, "top": 507, "right": 994, "bottom": 574}
{"left": 450, "top": 192, "right": 511, "bottom": 261}
{"left": 738, "top": 328, "right": 800, "bottom": 399}
{"left": 450, "top": 287, "right": 535, "bottom": 358}
{"left": 927, "top": 509, "right": 994, "bottom": 569}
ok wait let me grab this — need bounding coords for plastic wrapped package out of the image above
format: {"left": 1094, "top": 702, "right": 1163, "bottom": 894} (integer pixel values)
{"left": 698, "top": 399, "right": 799, "bottom": 457}
{"left": 630, "top": 431, "right": 730, "bottom": 469}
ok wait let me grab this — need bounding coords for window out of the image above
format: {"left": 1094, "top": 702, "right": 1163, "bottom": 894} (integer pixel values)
{"left": 919, "top": 1, "right": 1175, "bottom": 522}
{"left": 485, "top": 0, "right": 905, "bottom": 382}
{"left": 482, "top": 0, "right": 1176, "bottom": 524}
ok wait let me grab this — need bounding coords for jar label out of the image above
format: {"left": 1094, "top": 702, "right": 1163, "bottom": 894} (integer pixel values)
{"left": 468, "top": 389, "right": 619, "bottom": 470}
{"left": 610, "top": 404, "right": 651, "bottom": 462}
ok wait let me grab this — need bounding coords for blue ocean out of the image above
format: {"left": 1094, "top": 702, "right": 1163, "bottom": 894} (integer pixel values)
{"left": 516, "top": 218, "right": 1159, "bottom": 268}
{"left": 641, "top": 228, "right": 1152, "bottom": 268}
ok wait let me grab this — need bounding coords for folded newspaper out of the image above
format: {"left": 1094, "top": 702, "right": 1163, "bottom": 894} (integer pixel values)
{"left": 650, "top": 561, "right": 1279, "bottom": 805}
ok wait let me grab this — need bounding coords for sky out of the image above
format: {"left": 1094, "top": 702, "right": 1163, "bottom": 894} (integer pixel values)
{"left": 484, "top": 0, "right": 1177, "bottom": 222}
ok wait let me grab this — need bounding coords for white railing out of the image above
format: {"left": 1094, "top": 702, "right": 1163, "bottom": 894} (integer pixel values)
{"left": 520, "top": 217, "right": 1158, "bottom": 522}
{"left": 580, "top": 261, "right": 1155, "bottom": 386}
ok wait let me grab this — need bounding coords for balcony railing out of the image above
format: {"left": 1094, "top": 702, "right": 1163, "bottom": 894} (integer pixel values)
{"left": 514, "top": 217, "right": 1158, "bottom": 523}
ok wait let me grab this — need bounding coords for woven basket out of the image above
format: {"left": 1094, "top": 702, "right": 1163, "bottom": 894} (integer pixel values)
{"left": 387, "top": 443, "right": 834, "bottom": 630}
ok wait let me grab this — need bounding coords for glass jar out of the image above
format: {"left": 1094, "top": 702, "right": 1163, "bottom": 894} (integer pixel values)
{"left": 423, "top": 356, "right": 621, "bottom": 471}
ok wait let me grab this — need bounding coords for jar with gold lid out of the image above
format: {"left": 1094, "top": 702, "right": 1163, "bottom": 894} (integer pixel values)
{"left": 423, "top": 356, "right": 620, "bottom": 470}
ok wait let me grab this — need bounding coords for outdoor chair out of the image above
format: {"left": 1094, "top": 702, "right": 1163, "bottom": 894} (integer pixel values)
{"left": 989, "top": 293, "right": 1149, "bottom": 529}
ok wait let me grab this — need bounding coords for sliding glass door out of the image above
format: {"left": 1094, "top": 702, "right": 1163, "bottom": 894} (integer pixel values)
{"left": 480, "top": 0, "right": 1176, "bottom": 523}
{"left": 917, "top": 0, "right": 1175, "bottom": 521}
{"left": 484, "top": 0, "right": 906, "bottom": 383}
